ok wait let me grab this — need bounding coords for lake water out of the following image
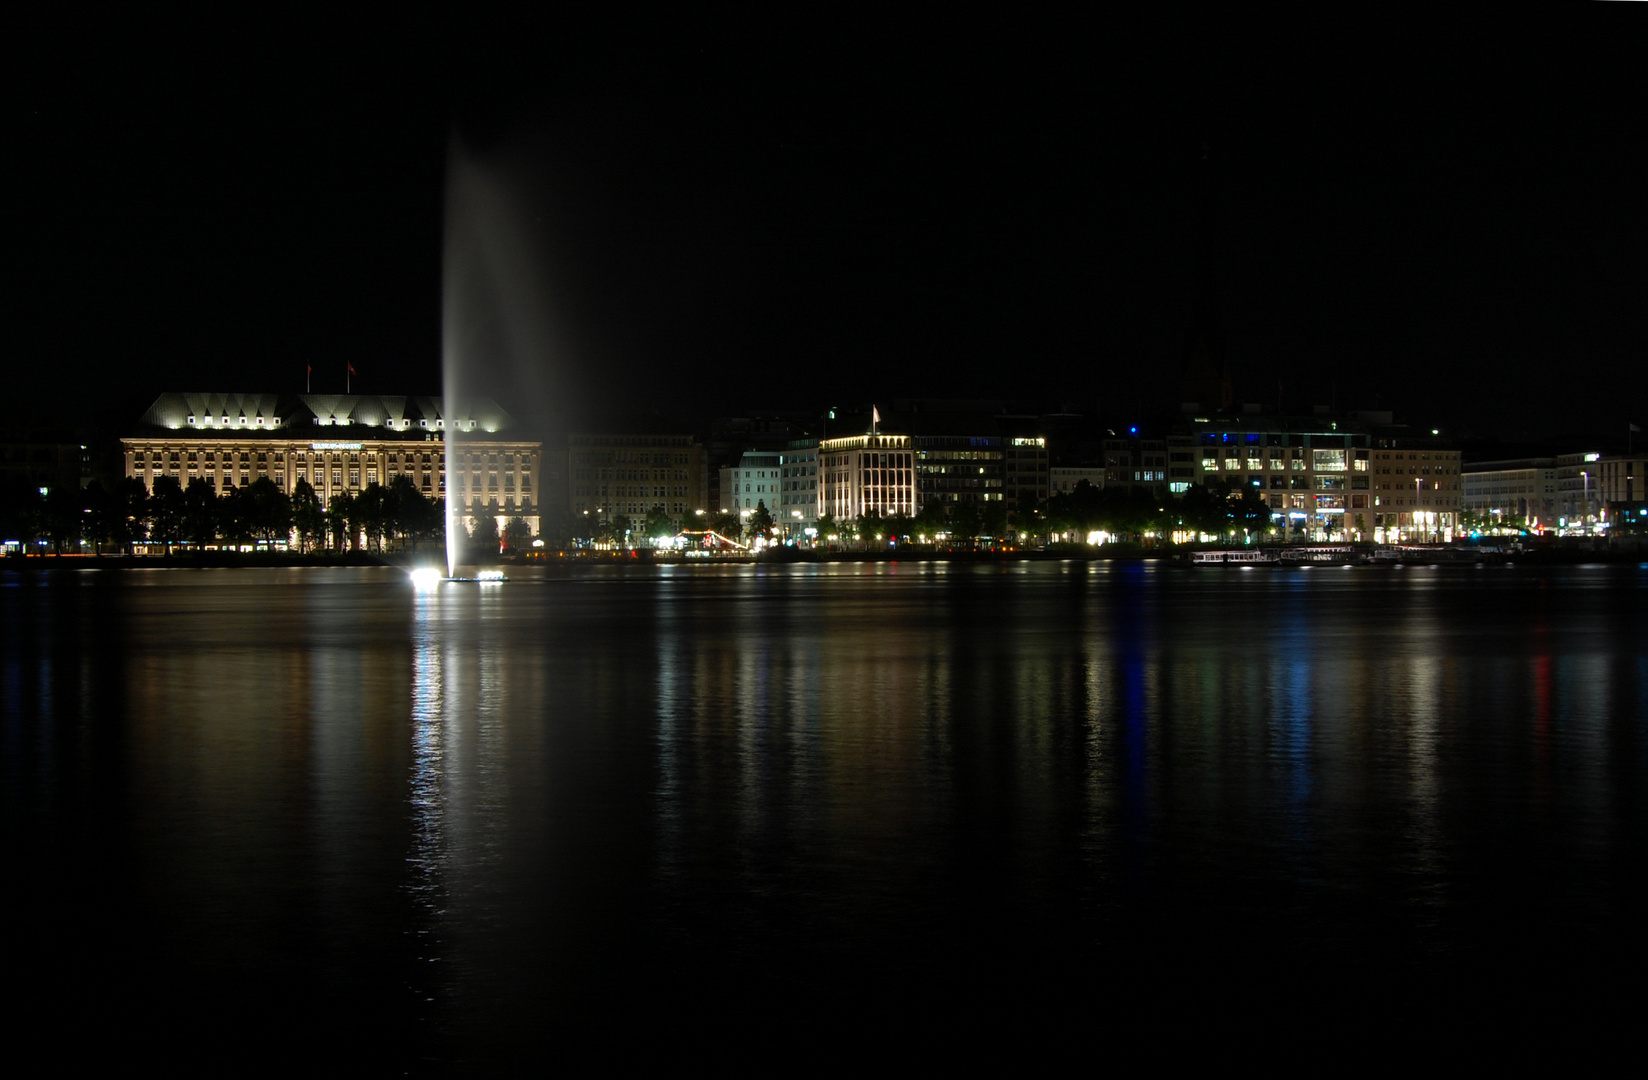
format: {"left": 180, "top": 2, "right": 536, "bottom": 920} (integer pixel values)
{"left": 4, "top": 560, "right": 1646, "bottom": 1067}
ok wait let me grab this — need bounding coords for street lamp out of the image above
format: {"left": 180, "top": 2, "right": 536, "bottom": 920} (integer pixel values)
{"left": 1414, "top": 477, "right": 1424, "bottom": 542}
{"left": 1580, "top": 470, "right": 1590, "bottom": 534}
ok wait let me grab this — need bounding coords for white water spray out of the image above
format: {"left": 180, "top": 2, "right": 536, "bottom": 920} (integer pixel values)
{"left": 441, "top": 134, "right": 567, "bottom": 577}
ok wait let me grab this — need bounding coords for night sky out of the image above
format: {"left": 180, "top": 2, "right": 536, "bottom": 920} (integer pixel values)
{"left": 13, "top": 8, "right": 1645, "bottom": 443}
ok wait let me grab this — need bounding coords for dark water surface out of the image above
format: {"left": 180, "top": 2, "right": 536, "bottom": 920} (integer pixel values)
{"left": 5, "top": 561, "right": 1646, "bottom": 1066}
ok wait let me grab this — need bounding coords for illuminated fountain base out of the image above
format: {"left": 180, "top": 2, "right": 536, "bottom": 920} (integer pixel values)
{"left": 410, "top": 567, "right": 508, "bottom": 587}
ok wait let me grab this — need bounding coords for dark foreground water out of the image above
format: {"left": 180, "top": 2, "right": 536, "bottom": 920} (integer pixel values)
{"left": 5, "top": 561, "right": 1647, "bottom": 1067}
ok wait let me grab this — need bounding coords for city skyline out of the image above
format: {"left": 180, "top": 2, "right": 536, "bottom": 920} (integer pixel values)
{"left": 13, "top": 9, "right": 1644, "bottom": 442}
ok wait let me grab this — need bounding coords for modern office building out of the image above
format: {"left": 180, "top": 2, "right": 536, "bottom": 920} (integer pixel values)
{"left": 1101, "top": 435, "right": 1170, "bottom": 495}
{"left": 1173, "top": 411, "right": 1462, "bottom": 542}
{"left": 777, "top": 442, "right": 820, "bottom": 538}
{"left": 911, "top": 434, "right": 1004, "bottom": 509}
{"left": 1003, "top": 437, "right": 1050, "bottom": 510}
{"left": 122, "top": 392, "right": 542, "bottom": 538}
{"left": 1462, "top": 458, "right": 1559, "bottom": 529}
{"left": 819, "top": 433, "right": 915, "bottom": 520}
{"left": 1180, "top": 413, "right": 1372, "bottom": 540}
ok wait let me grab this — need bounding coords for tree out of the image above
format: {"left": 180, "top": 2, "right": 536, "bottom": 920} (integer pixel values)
{"left": 326, "top": 492, "right": 354, "bottom": 551}
{"left": 241, "top": 477, "right": 292, "bottom": 547}
{"left": 291, "top": 480, "right": 325, "bottom": 553}
{"left": 1174, "top": 484, "right": 1229, "bottom": 540}
{"left": 183, "top": 477, "right": 218, "bottom": 547}
{"left": 503, "top": 516, "right": 532, "bottom": 553}
{"left": 949, "top": 501, "right": 982, "bottom": 548}
{"left": 1232, "top": 489, "right": 1272, "bottom": 538}
{"left": 354, "top": 483, "right": 388, "bottom": 552}
{"left": 748, "top": 500, "right": 775, "bottom": 541}
{"left": 41, "top": 484, "right": 82, "bottom": 553}
{"left": 470, "top": 513, "right": 500, "bottom": 560}
{"left": 643, "top": 504, "right": 674, "bottom": 543}
{"left": 150, "top": 475, "right": 185, "bottom": 553}
{"left": 540, "top": 508, "right": 575, "bottom": 551}
{"left": 711, "top": 511, "right": 743, "bottom": 541}
{"left": 979, "top": 501, "right": 1008, "bottom": 542}
{"left": 385, "top": 475, "right": 433, "bottom": 552}
{"left": 854, "top": 508, "right": 883, "bottom": 549}
{"left": 915, "top": 498, "right": 948, "bottom": 541}
{"left": 0, "top": 479, "right": 43, "bottom": 550}
{"left": 108, "top": 477, "right": 151, "bottom": 553}
{"left": 815, "top": 512, "right": 838, "bottom": 548}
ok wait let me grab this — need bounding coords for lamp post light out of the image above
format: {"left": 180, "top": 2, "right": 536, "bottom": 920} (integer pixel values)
{"left": 1414, "top": 477, "right": 1424, "bottom": 542}
{"left": 1580, "top": 470, "right": 1591, "bottom": 534}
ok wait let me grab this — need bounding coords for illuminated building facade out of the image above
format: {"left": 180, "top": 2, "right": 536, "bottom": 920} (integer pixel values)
{"left": 1555, "top": 452, "right": 1605, "bottom": 533}
{"left": 719, "top": 452, "right": 781, "bottom": 513}
{"left": 567, "top": 431, "right": 708, "bottom": 528}
{"left": 1597, "top": 454, "right": 1647, "bottom": 506}
{"left": 1365, "top": 441, "right": 1462, "bottom": 542}
{"left": 1184, "top": 416, "right": 1373, "bottom": 540}
{"left": 1004, "top": 437, "right": 1050, "bottom": 509}
{"left": 1101, "top": 436, "right": 1169, "bottom": 495}
{"left": 122, "top": 392, "right": 541, "bottom": 536}
{"left": 820, "top": 434, "right": 915, "bottom": 519}
{"left": 1462, "top": 458, "right": 1559, "bottom": 528}
{"left": 912, "top": 435, "right": 1004, "bottom": 508}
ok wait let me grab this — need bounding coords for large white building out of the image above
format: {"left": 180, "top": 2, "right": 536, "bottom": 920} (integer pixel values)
{"left": 122, "top": 392, "right": 542, "bottom": 537}
{"left": 819, "top": 434, "right": 916, "bottom": 520}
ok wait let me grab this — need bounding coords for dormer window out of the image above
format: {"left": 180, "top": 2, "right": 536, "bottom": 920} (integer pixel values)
{"left": 187, "top": 416, "right": 195, "bottom": 425}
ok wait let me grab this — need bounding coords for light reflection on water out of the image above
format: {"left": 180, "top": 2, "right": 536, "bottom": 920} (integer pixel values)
{"left": 3, "top": 562, "right": 1647, "bottom": 1065}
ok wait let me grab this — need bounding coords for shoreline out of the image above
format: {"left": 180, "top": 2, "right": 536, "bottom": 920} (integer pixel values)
{"left": 5, "top": 540, "right": 1645, "bottom": 571}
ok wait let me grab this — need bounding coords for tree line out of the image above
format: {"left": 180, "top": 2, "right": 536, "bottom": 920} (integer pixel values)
{"left": 0, "top": 474, "right": 471, "bottom": 555}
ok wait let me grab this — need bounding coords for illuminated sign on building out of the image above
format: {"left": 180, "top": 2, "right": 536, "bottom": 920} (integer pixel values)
{"left": 311, "top": 442, "right": 364, "bottom": 451}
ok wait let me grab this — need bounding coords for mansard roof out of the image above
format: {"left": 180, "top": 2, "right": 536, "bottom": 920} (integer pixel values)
{"left": 133, "top": 393, "right": 515, "bottom": 437}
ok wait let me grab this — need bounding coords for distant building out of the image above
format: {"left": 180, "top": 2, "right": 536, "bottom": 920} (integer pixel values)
{"left": 1049, "top": 467, "right": 1106, "bottom": 495}
{"left": 912, "top": 434, "right": 1003, "bottom": 509}
{"left": 1462, "top": 458, "right": 1559, "bottom": 530}
{"left": 777, "top": 442, "right": 820, "bottom": 538}
{"left": 1556, "top": 452, "right": 1605, "bottom": 533}
{"left": 1597, "top": 454, "right": 1647, "bottom": 506}
{"left": 122, "top": 392, "right": 542, "bottom": 538}
{"left": 1003, "top": 437, "right": 1050, "bottom": 510}
{"left": 720, "top": 450, "right": 783, "bottom": 536}
{"left": 1179, "top": 413, "right": 1372, "bottom": 540}
{"left": 1101, "top": 435, "right": 1169, "bottom": 495}
{"left": 1, "top": 427, "right": 90, "bottom": 494}
{"left": 1172, "top": 411, "right": 1460, "bottom": 542}
{"left": 568, "top": 430, "right": 708, "bottom": 530}
{"left": 1366, "top": 437, "right": 1462, "bottom": 542}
